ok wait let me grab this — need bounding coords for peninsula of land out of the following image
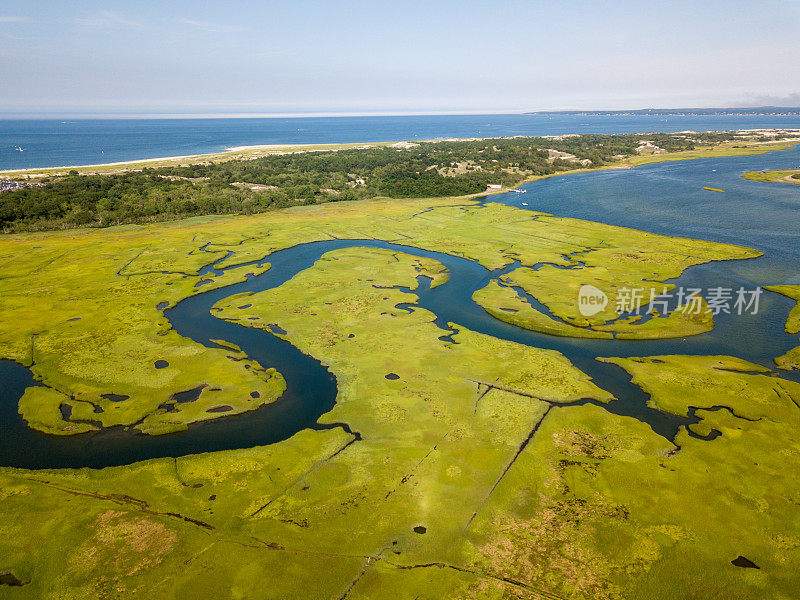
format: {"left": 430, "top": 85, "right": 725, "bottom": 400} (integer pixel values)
{"left": 2, "top": 129, "right": 798, "bottom": 233}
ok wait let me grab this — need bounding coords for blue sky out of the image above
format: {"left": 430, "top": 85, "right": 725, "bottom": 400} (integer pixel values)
{"left": 1, "top": 0, "right": 799, "bottom": 115}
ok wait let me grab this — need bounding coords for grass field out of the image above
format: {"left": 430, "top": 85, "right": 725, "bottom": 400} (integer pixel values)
{"left": 1, "top": 179, "right": 799, "bottom": 597}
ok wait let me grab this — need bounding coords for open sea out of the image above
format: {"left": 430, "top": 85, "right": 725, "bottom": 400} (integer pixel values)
{"left": 1, "top": 113, "right": 799, "bottom": 171}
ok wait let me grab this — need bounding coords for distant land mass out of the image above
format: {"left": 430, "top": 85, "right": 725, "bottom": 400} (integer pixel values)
{"left": 526, "top": 106, "right": 800, "bottom": 116}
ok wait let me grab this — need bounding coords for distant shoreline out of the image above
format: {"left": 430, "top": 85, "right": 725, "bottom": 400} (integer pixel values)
{"left": 526, "top": 106, "right": 800, "bottom": 117}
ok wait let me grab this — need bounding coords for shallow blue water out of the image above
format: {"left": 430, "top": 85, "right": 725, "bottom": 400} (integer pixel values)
{"left": 2, "top": 113, "right": 799, "bottom": 170}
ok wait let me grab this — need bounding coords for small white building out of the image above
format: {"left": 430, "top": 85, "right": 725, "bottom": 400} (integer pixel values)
{"left": 487, "top": 183, "right": 502, "bottom": 190}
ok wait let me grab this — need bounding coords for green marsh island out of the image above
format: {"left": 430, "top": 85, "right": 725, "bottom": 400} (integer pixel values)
{"left": 2, "top": 132, "right": 800, "bottom": 599}
{"left": 741, "top": 169, "right": 800, "bottom": 185}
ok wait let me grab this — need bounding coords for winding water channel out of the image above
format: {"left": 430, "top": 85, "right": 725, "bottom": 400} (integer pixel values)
{"left": 1, "top": 147, "right": 799, "bottom": 469}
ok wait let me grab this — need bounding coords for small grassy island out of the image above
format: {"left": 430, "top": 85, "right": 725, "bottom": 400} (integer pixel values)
{"left": 741, "top": 168, "right": 800, "bottom": 184}
{"left": 1, "top": 131, "right": 800, "bottom": 599}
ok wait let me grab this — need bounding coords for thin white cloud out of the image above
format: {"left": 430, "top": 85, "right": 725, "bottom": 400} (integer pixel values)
{"left": 738, "top": 92, "right": 800, "bottom": 107}
{"left": 0, "top": 16, "right": 28, "bottom": 23}
{"left": 72, "top": 11, "right": 142, "bottom": 30}
{"left": 179, "top": 19, "right": 247, "bottom": 34}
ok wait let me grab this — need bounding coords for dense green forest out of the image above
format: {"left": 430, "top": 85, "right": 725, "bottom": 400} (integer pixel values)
{"left": 0, "top": 132, "right": 752, "bottom": 232}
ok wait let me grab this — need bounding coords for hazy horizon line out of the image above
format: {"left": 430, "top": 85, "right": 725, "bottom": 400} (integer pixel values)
{"left": 0, "top": 110, "right": 522, "bottom": 120}
{"left": 2, "top": 105, "right": 799, "bottom": 121}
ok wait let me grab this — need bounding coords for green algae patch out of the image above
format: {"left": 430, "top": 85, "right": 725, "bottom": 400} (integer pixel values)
{"left": 599, "top": 354, "right": 800, "bottom": 421}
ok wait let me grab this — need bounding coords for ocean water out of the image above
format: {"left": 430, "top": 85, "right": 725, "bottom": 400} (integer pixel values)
{"left": 1, "top": 113, "right": 799, "bottom": 171}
